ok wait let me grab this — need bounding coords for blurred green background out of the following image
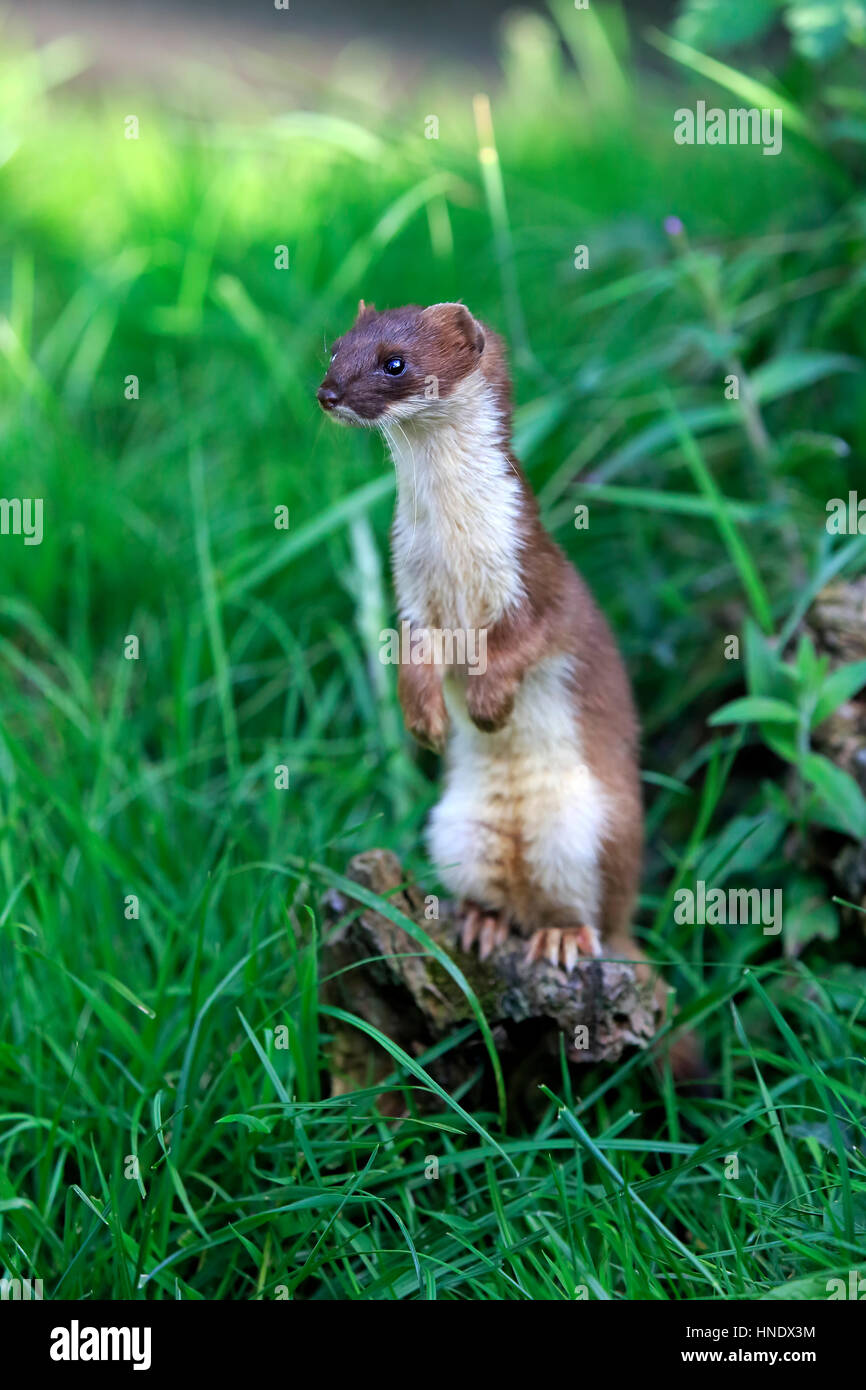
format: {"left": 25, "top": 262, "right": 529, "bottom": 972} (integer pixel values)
{"left": 0, "top": 0, "right": 864, "bottom": 1300}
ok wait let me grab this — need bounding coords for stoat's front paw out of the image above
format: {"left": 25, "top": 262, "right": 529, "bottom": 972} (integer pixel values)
{"left": 398, "top": 667, "right": 448, "bottom": 752}
{"left": 409, "top": 696, "right": 448, "bottom": 752}
{"left": 406, "top": 707, "right": 448, "bottom": 753}
{"left": 465, "top": 673, "right": 515, "bottom": 734}
{"left": 525, "top": 925, "right": 601, "bottom": 973}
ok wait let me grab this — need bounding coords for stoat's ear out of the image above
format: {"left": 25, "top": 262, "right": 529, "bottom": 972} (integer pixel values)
{"left": 355, "top": 298, "right": 377, "bottom": 324}
{"left": 424, "top": 302, "right": 485, "bottom": 354}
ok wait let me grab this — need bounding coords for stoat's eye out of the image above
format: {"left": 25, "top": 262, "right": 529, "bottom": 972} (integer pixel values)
{"left": 330, "top": 351, "right": 337, "bottom": 363}
{"left": 383, "top": 356, "right": 406, "bottom": 376}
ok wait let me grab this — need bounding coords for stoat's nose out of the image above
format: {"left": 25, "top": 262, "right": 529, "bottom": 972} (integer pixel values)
{"left": 317, "top": 383, "right": 342, "bottom": 411}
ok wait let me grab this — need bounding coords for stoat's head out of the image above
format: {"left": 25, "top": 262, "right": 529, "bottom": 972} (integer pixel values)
{"left": 317, "top": 300, "right": 488, "bottom": 427}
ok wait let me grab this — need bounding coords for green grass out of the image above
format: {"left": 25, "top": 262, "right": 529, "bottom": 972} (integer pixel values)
{"left": 1, "top": 7, "right": 865, "bottom": 1299}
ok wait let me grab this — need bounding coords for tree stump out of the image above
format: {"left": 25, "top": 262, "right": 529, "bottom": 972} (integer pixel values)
{"left": 321, "top": 848, "right": 661, "bottom": 1112}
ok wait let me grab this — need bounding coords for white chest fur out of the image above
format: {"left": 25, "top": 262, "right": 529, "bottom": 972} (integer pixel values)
{"left": 383, "top": 371, "right": 525, "bottom": 631}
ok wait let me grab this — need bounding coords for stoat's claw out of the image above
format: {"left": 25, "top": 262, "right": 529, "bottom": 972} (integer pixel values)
{"left": 460, "top": 906, "right": 483, "bottom": 953}
{"left": 479, "top": 916, "right": 497, "bottom": 961}
{"left": 479, "top": 915, "right": 509, "bottom": 960}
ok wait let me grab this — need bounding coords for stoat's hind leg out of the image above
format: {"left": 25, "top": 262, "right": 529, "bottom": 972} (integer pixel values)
{"left": 458, "top": 901, "right": 512, "bottom": 961}
{"left": 524, "top": 924, "right": 601, "bottom": 973}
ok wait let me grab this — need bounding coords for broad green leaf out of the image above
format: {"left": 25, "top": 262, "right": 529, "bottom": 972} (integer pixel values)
{"left": 801, "top": 752, "right": 866, "bottom": 838}
{"left": 744, "top": 618, "right": 781, "bottom": 699}
{"left": 812, "top": 659, "right": 866, "bottom": 726}
{"left": 709, "top": 696, "right": 799, "bottom": 726}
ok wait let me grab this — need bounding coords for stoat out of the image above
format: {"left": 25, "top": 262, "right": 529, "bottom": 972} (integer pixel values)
{"left": 317, "top": 300, "right": 659, "bottom": 995}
